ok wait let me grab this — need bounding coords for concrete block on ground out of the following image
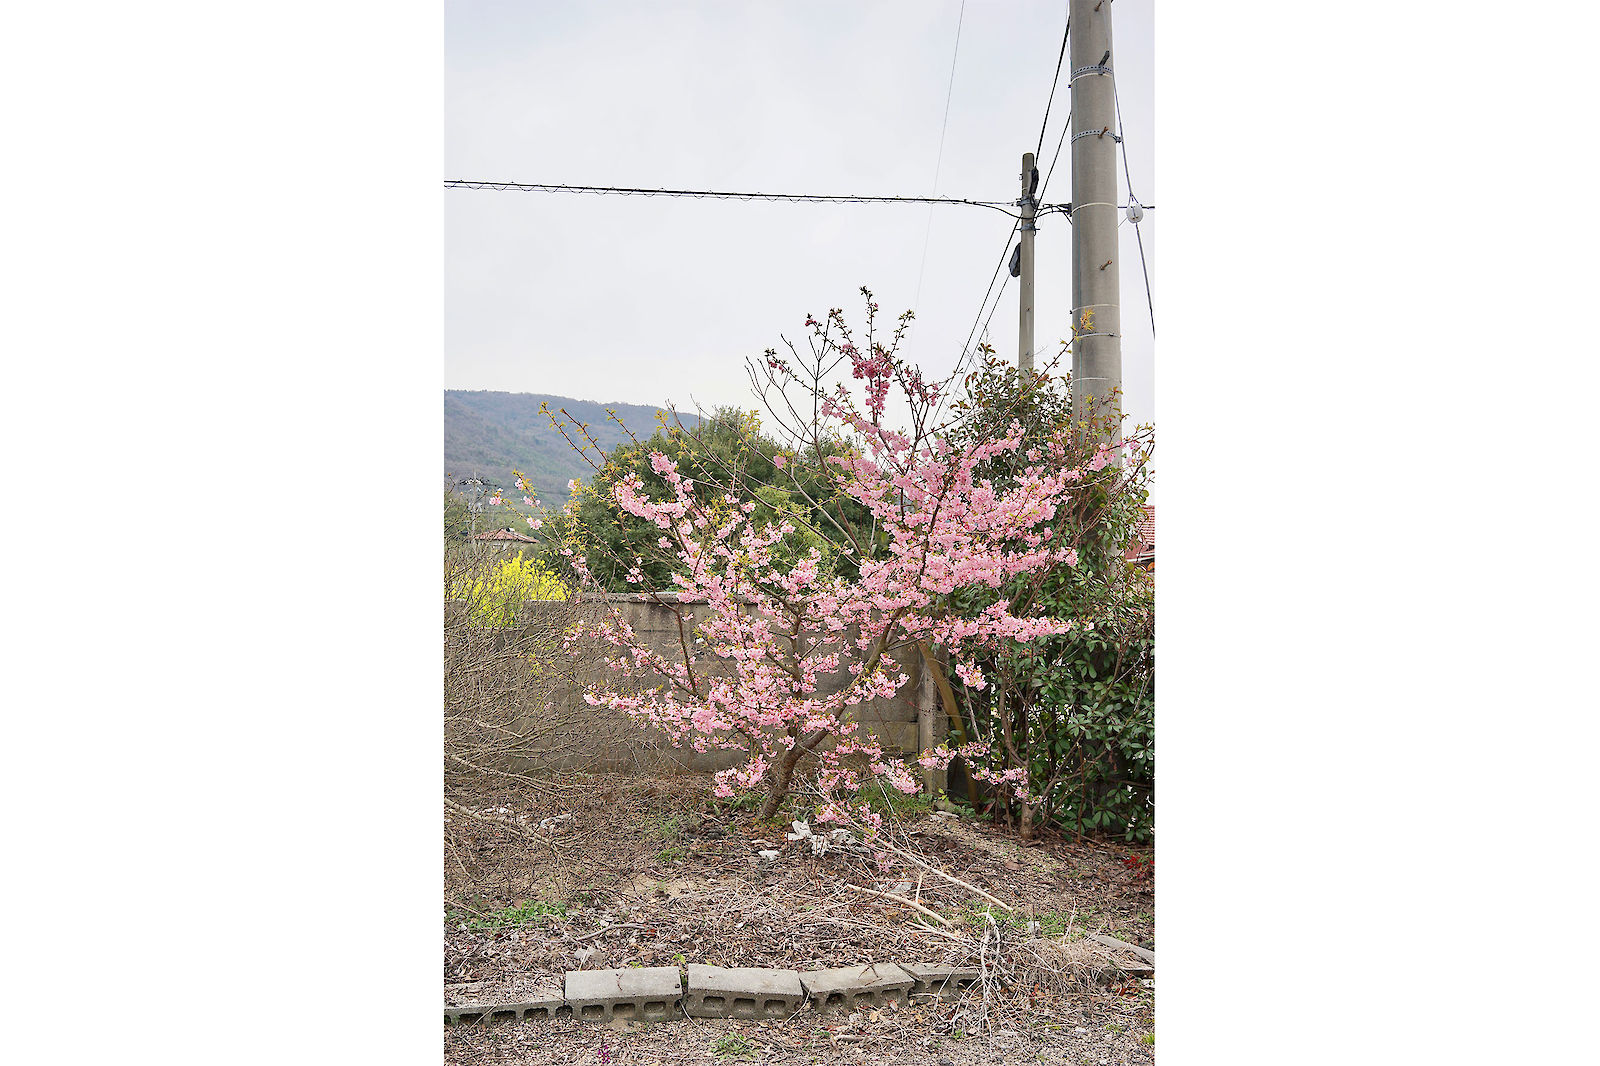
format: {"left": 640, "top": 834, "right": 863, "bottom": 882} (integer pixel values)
{"left": 684, "top": 964, "right": 804, "bottom": 1019}
{"left": 800, "top": 963, "right": 914, "bottom": 1012}
{"left": 445, "top": 996, "right": 568, "bottom": 1026}
{"left": 901, "top": 962, "right": 981, "bottom": 998}
{"left": 564, "top": 967, "right": 682, "bottom": 1023}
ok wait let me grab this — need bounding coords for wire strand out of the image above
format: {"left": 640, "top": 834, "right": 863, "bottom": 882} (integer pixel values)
{"left": 1133, "top": 222, "right": 1155, "bottom": 337}
{"left": 914, "top": 0, "right": 967, "bottom": 310}
{"left": 1107, "top": 8, "right": 1155, "bottom": 337}
{"left": 1037, "top": 108, "right": 1071, "bottom": 206}
{"left": 948, "top": 219, "right": 1021, "bottom": 397}
{"left": 1035, "top": 14, "right": 1071, "bottom": 160}
{"left": 444, "top": 179, "right": 1039, "bottom": 218}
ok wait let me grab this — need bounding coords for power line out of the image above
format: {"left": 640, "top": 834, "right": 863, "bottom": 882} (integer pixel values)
{"left": 928, "top": 218, "right": 1015, "bottom": 428}
{"left": 944, "top": 8, "right": 1069, "bottom": 393}
{"left": 1037, "top": 108, "right": 1071, "bottom": 205}
{"left": 1035, "top": 14, "right": 1070, "bottom": 159}
{"left": 955, "top": 220, "right": 1020, "bottom": 375}
{"left": 1106, "top": 10, "right": 1155, "bottom": 337}
{"left": 977, "top": 272, "right": 1013, "bottom": 355}
{"left": 913, "top": 0, "right": 967, "bottom": 310}
{"left": 443, "top": 179, "right": 1056, "bottom": 218}
{"left": 949, "top": 7, "right": 1071, "bottom": 394}
{"left": 1132, "top": 222, "right": 1154, "bottom": 337}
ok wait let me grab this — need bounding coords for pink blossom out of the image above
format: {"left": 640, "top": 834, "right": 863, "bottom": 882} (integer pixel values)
{"left": 567, "top": 313, "right": 1118, "bottom": 827}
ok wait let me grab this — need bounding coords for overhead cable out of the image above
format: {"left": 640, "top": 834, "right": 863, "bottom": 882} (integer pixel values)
{"left": 444, "top": 180, "right": 1060, "bottom": 219}
{"left": 1035, "top": 15, "right": 1071, "bottom": 159}
{"left": 1106, "top": 8, "right": 1155, "bottom": 336}
{"left": 914, "top": 0, "right": 968, "bottom": 309}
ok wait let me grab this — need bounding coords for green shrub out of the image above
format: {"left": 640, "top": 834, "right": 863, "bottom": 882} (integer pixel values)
{"left": 941, "top": 358, "right": 1155, "bottom": 843}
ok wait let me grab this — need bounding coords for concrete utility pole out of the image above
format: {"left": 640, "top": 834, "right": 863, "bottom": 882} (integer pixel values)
{"left": 1069, "top": 0, "right": 1122, "bottom": 435}
{"left": 1017, "top": 151, "right": 1038, "bottom": 374}
{"left": 461, "top": 475, "right": 485, "bottom": 552}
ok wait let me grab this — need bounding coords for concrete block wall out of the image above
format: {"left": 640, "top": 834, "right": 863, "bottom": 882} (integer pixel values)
{"left": 508, "top": 594, "right": 950, "bottom": 791}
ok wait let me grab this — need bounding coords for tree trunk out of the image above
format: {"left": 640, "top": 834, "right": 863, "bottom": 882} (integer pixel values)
{"left": 1018, "top": 799, "right": 1035, "bottom": 841}
{"left": 757, "top": 747, "right": 802, "bottom": 821}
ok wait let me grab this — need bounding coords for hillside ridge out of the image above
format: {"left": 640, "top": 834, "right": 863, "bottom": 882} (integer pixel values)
{"left": 444, "top": 389, "right": 690, "bottom": 508}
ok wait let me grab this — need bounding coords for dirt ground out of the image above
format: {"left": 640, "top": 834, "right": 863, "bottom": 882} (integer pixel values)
{"left": 444, "top": 774, "right": 1155, "bottom": 1064}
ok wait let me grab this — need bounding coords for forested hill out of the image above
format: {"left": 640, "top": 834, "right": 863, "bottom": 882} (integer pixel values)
{"left": 444, "top": 390, "right": 679, "bottom": 507}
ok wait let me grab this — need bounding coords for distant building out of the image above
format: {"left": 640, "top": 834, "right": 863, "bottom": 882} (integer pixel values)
{"left": 470, "top": 528, "right": 540, "bottom": 553}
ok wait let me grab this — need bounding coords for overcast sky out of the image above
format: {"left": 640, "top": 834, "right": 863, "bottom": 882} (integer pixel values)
{"left": 445, "top": 0, "right": 1154, "bottom": 438}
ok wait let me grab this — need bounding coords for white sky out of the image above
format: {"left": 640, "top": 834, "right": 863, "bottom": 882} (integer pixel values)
{"left": 445, "top": 0, "right": 1154, "bottom": 437}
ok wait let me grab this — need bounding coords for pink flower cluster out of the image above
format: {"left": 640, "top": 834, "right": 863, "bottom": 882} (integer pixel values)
{"left": 565, "top": 295, "right": 1115, "bottom": 822}
{"left": 576, "top": 406, "right": 1093, "bottom": 818}
{"left": 918, "top": 741, "right": 1044, "bottom": 806}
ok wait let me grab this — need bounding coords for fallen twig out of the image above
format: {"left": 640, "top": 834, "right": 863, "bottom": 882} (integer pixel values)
{"left": 910, "top": 920, "right": 967, "bottom": 942}
{"left": 877, "top": 838, "right": 1015, "bottom": 913}
{"left": 445, "top": 895, "right": 491, "bottom": 918}
{"left": 570, "top": 923, "right": 652, "bottom": 943}
{"left": 443, "top": 796, "right": 534, "bottom": 838}
{"left": 843, "top": 882, "right": 952, "bottom": 926}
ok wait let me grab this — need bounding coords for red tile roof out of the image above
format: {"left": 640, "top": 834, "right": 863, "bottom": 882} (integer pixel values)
{"left": 470, "top": 528, "right": 540, "bottom": 543}
{"left": 1125, "top": 504, "right": 1155, "bottom": 564}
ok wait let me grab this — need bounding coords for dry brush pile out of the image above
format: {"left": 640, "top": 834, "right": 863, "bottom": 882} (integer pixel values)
{"left": 443, "top": 547, "right": 652, "bottom": 839}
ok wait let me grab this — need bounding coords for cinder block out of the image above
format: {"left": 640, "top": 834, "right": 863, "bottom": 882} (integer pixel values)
{"left": 445, "top": 996, "right": 568, "bottom": 1026}
{"left": 684, "top": 964, "right": 804, "bottom": 1019}
{"left": 901, "top": 962, "right": 981, "bottom": 998}
{"left": 564, "top": 967, "right": 682, "bottom": 1022}
{"left": 800, "top": 963, "right": 914, "bottom": 1013}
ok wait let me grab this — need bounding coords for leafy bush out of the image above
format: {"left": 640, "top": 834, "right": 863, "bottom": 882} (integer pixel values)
{"left": 1033, "top": 586, "right": 1154, "bottom": 841}
{"left": 539, "top": 406, "right": 866, "bottom": 591}
{"left": 940, "top": 357, "right": 1155, "bottom": 843}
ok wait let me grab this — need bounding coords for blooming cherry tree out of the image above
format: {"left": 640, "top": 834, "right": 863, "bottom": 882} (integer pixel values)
{"left": 567, "top": 293, "right": 1118, "bottom": 824}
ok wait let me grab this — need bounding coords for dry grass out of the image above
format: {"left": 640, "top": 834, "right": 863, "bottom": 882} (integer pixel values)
{"left": 442, "top": 772, "right": 1154, "bottom": 1064}
{"left": 1014, "top": 936, "right": 1129, "bottom": 996}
